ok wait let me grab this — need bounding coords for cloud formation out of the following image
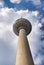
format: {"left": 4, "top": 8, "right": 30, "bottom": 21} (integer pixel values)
{"left": 26, "top": 0, "right": 41, "bottom": 5}
{"left": 10, "top": 0, "right": 21, "bottom": 4}
{"left": 32, "top": 0, "right": 41, "bottom": 5}
{"left": 0, "top": 0, "right": 4, "bottom": 7}
{"left": 0, "top": 7, "right": 44, "bottom": 65}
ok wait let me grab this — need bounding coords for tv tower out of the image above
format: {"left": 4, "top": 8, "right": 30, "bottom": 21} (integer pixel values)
{"left": 13, "top": 18, "right": 34, "bottom": 65}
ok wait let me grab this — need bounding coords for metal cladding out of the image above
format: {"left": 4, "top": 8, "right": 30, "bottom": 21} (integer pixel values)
{"left": 13, "top": 18, "right": 32, "bottom": 35}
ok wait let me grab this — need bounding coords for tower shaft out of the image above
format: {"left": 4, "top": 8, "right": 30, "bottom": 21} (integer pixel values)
{"left": 16, "top": 29, "right": 34, "bottom": 65}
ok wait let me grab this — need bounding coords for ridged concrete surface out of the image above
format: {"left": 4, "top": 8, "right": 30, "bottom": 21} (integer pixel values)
{"left": 16, "top": 29, "right": 34, "bottom": 65}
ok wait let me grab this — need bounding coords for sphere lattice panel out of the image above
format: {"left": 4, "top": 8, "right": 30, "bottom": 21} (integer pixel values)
{"left": 13, "top": 18, "right": 32, "bottom": 35}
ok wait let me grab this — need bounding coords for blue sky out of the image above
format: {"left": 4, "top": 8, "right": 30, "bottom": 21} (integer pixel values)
{"left": 0, "top": 0, "right": 44, "bottom": 65}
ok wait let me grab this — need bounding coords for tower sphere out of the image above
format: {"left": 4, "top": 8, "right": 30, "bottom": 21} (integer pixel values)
{"left": 13, "top": 18, "right": 32, "bottom": 36}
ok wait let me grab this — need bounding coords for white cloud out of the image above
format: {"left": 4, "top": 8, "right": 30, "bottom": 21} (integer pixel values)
{"left": 26, "top": 0, "right": 41, "bottom": 5}
{"left": 41, "top": 17, "right": 44, "bottom": 24}
{"left": 0, "top": 0, "right": 4, "bottom": 7}
{"left": 0, "top": 7, "right": 11, "bottom": 16}
{"left": 34, "top": 54, "right": 44, "bottom": 65}
{"left": 16, "top": 9, "right": 28, "bottom": 15}
{"left": 32, "top": 0, "right": 41, "bottom": 5}
{"left": 0, "top": 7, "right": 44, "bottom": 65}
{"left": 32, "top": 11, "right": 39, "bottom": 17}
{"left": 43, "top": 7, "right": 44, "bottom": 10}
{"left": 10, "top": 0, "right": 21, "bottom": 4}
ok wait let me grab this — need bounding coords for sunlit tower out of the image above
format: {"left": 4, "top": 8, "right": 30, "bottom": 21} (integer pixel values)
{"left": 13, "top": 18, "right": 34, "bottom": 65}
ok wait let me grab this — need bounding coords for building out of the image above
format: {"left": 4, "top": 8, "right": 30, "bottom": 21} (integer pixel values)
{"left": 13, "top": 18, "right": 34, "bottom": 65}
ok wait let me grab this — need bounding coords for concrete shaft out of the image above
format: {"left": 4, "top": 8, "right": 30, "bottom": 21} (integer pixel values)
{"left": 16, "top": 29, "right": 34, "bottom": 65}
